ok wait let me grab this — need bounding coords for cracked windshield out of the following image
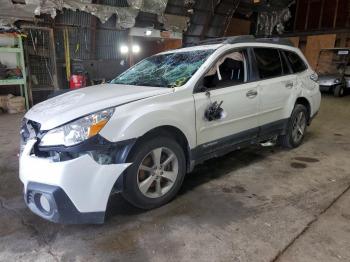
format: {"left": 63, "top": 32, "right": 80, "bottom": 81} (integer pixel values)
{"left": 111, "top": 49, "right": 214, "bottom": 87}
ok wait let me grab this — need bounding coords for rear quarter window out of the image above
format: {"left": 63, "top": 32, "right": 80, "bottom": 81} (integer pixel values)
{"left": 284, "top": 51, "right": 308, "bottom": 73}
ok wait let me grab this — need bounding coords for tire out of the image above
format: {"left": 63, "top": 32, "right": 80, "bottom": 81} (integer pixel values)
{"left": 278, "top": 104, "right": 308, "bottom": 149}
{"left": 121, "top": 136, "right": 186, "bottom": 209}
{"left": 334, "top": 85, "right": 345, "bottom": 97}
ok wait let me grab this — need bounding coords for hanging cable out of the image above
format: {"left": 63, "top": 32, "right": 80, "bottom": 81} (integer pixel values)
{"left": 42, "top": 30, "right": 54, "bottom": 85}
{"left": 63, "top": 28, "right": 71, "bottom": 82}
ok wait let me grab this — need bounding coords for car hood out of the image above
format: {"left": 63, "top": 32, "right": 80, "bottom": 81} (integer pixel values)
{"left": 25, "top": 84, "right": 173, "bottom": 130}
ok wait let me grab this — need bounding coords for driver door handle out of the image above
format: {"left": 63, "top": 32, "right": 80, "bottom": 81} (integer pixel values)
{"left": 246, "top": 90, "right": 258, "bottom": 98}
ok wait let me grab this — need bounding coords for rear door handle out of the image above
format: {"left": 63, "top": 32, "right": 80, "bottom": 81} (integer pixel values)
{"left": 285, "top": 82, "right": 294, "bottom": 89}
{"left": 246, "top": 90, "right": 258, "bottom": 98}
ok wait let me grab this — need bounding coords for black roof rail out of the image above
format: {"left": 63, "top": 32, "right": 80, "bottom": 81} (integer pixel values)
{"left": 223, "top": 35, "right": 255, "bottom": 44}
{"left": 185, "top": 35, "right": 254, "bottom": 47}
{"left": 185, "top": 35, "right": 294, "bottom": 47}
{"left": 255, "top": 37, "right": 294, "bottom": 47}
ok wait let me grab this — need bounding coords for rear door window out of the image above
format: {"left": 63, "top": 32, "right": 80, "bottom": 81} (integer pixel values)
{"left": 253, "top": 48, "right": 283, "bottom": 79}
{"left": 284, "top": 51, "right": 307, "bottom": 73}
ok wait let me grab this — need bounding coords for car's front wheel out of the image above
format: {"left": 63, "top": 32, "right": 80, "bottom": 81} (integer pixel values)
{"left": 279, "top": 104, "right": 308, "bottom": 149}
{"left": 122, "top": 136, "right": 186, "bottom": 209}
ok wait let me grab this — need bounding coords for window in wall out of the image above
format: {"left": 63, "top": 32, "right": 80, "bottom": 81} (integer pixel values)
{"left": 254, "top": 48, "right": 283, "bottom": 79}
{"left": 203, "top": 50, "right": 247, "bottom": 88}
{"left": 284, "top": 51, "right": 307, "bottom": 73}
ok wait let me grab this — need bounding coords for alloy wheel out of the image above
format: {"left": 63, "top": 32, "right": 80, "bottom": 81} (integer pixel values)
{"left": 137, "top": 147, "right": 179, "bottom": 198}
{"left": 292, "top": 111, "right": 306, "bottom": 143}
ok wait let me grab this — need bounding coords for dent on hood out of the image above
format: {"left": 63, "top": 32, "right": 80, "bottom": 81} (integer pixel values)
{"left": 30, "top": 92, "right": 85, "bottom": 116}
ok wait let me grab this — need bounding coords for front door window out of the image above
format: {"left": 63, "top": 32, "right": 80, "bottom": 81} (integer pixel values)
{"left": 203, "top": 50, "right": 247, "bottom": 89}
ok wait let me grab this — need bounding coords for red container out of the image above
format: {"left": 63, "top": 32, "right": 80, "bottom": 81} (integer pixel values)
{"left": 69, "top": 74, "right": 86, "bottom": 89}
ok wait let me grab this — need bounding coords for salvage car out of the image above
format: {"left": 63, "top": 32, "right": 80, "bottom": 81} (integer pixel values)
{"left": 19, "top": 36, "right": 321, "bottom": 224}
{"left": 316, "top": 48, "right": 350, "bottom": 97}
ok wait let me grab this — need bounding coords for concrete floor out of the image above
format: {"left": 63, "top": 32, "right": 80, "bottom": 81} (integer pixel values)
{"left": 0, "top": 95, "right": 350, "bottom": 262}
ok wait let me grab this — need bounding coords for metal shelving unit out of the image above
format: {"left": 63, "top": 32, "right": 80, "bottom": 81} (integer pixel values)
{"left": 0, "top": 34, "right": 29, "bottom": 110}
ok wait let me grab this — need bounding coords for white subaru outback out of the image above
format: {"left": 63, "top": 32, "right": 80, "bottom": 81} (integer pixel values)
{"left": 19, "top": 36, "right": 321, "bottom": 224}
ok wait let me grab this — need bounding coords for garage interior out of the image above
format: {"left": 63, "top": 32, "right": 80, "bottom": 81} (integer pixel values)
{"left": 0, "top": 0, "right": 350, "bottom": 261}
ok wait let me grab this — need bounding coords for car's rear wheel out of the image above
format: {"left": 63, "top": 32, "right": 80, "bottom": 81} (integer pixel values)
{"left": 334, "top": 84, "right": 345, "bottom": 97}
{"left": 122, "top": 136, "right": 186, "bottom": 209}
{"left": 279, "top": 104, "right": 308, "bottom": 149}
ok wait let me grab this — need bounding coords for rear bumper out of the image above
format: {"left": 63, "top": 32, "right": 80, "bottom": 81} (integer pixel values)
{"left": 20, "top": 139, "right": 131, "bottom": 224}
{"left": 319, "top": 85, "right": 332, "bottom": 92}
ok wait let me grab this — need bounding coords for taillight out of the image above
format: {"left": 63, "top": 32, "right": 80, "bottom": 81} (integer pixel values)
{"left": 69, "top": 74, "right": 86, "bottom": 89}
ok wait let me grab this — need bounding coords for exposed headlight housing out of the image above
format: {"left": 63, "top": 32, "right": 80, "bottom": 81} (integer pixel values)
{"left": 39, "top": 108, "right": 115, "bottom": 147}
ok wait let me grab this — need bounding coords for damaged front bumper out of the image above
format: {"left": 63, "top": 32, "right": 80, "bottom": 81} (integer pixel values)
{"left": 19, "top": 139, "right": 131, "bottom": 224}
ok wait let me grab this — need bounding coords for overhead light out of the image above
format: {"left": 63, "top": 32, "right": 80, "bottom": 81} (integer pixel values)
{"left": 145, "top": 29, "right": 152, "bottom": 36}
{"left": 132, "top": 44, "right": 140, "bottom": 54}
{"left": 120, "top": 45, "right": 129, "bottom": 54}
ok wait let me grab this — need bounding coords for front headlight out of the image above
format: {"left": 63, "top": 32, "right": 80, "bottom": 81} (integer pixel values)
{"left": 39, "top": 108, "right": 115, "bottom": 147}
{"left": 334, "top": 78, "right": 341, "bottom": 84}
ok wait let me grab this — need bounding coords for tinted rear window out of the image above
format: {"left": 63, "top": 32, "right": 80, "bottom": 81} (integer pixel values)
{"left": 285, "top": 51, "right": 307, "bottom": 73}
{"left": 254, "top": 48, "right": 282, "bottom": 79}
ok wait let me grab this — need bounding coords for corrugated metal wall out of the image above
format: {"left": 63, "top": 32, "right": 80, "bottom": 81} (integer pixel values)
{"left": 54, "top": 10, "right": 128, "bottom": 61}
{"left": 94, "top": 0, "right": 130, "bottom": 60}
{"left": 55, "top": 10, "right": 92, "bottom": 60}
{"left": 55, "top": 9, "right": 92, "bottom": 25}
{"left": 55, "top": 27, "right": 92, "bottom": 60}
{"left": 49, "top": 8, "right": 129, "bottom": 89}
{"left": 96, "top": 30, "right": 127, "bottom": 59}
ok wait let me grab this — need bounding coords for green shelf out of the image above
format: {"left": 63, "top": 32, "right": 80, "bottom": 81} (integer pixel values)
{"left": 0, "top": 35, "right": 28, "bottom": 110}
{"left": 0, "top": 78, "right": 25, "bottom": 86}
{"left": 0, "top": 47, "right": 21, "bottom": 53}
